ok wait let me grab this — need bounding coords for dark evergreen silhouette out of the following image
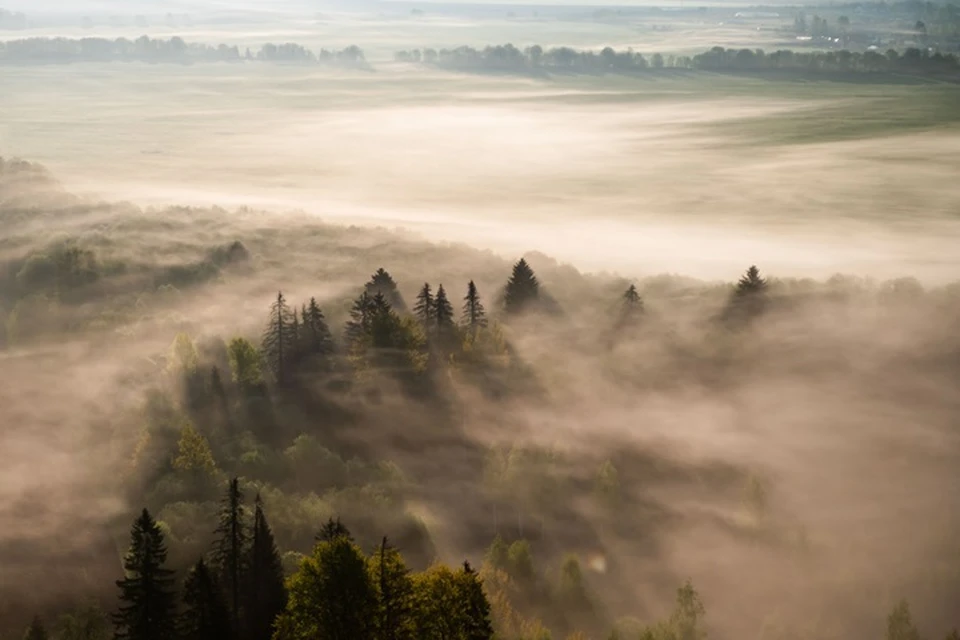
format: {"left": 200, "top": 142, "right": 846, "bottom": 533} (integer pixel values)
{"left": 372, "top": 537, "right": 416, "bottom": 640}
{"left": 461, "top": 280, "right": 487, "bottom": 332}
{"left": 365, "top": 268, "right": 406, "bottom": 312}
{"left": 413, "top": 283, "right": 434, "bottom": 327}
{"left": 617, "top": 284, "right": 644, "bottom": 329}
{"left": 212, "top": 478, "right": 247, "bottom": 636}
{"left": 504, "top": 259, "right": 540, "bottom": 314}
{"left": 180, "top": 559, "right": 231, "bottom": 640}
{"left": 114, "top": 509, "right": 177, "bottom": 640}
{"left": 243, "top": 494, "right": 287, "bottom": 640}
{"left": 23, "top": 617, "right": 47, "bottom": 640}
{"left": 726, "top": 265, "right": 769, "bottom": 324}
{"left": 345, "top": 292, "right": 374, "bottom": 346}
{"left": 262, "top": 291, "right": 296, "bottom": 385}
{"left": 316, "top": 517, "right": 352, "bottom": 542}
{"left": 736, "top": 265, "right": 767, "bottom": 295}
{"left": 302, "top": 297, "right": 333, "bottom": 358}
{"left": 458, "top": 562, "right": 495, "bottom": 640}
{"left": 434, "top": 285, "right": 455, "bottom": 332}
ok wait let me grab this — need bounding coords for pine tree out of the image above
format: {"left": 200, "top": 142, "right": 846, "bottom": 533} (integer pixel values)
{"left": 736, "top": 265, "right": 767, "bottom": 295}
{"left": 365, "top": 268, "right": 406, "bottom": 311}
{"left": 244, "top": 494, "right": 287, "bottom": 640}
{"left": 457, "top": 562, "right": 494, "bottom": 640}
{"left": 371, "top": 538, "right": 415, "bottom": 640}
{"left": 316, "top": 517, "right": 352, "bottom": 543}
{"left": 23, "top": 616, "right": 47, "bottom": 640}
{"left": 261, "top": 291, "right": 296, "bottom": 385}
{"left": 434, "top": 285, "right": 455, "bottom": 332}
{"left": 302, "top": 298, "right": 333, "bottom": 357}
{"left": 114, "top": 509, "right": 177, "bottom": 640}
{"left": 461, "top": 281, "right": 487, "bottom": 332}
{"left": 617, "top": 284, "right": 644, "bottom": 329}
{"left": 345, "top": 292, "right": 374, "bottom": 346}
{"left": 504, "top": 259, "right": 540, "bottom": 314}
{"left": 212, "top": 478, "right": 248, "bottom": 636}
{"left": 180, "top": 559, "right": 231, "bottom": 640}
{"left": 413, "top": 283, "right": 434, "bottom": 327}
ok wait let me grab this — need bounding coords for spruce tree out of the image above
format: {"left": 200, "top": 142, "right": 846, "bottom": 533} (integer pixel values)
{"left": 371, "top": 538, "right": 416, "bottom": 640}
{"left": 736, "top": 265, "right": 767, "bottom": 295}
{"left": 244, "top": 494, "right": 287, "bottom": 640}
{"left": 365, "top": 268, "right": 406, "bottom": 311}
{"left": 212, "top": 478, "right": 248, "bottom": 636}
{"left": 413, "top": 283, "right": 434, "bottom": 327}
{"left": 457, "top": 562, "right": 494, "bottom": 640}
{"left": 461, "top": 281, "right": 487, "bottom": 332}
{"left": 23, "top": 616, "right": 47, "bottom": 640}
{"left": 345, "top": 292, "right": 374, "bottom": 346}
{"left": 316, "top": 517, "right": 352, "bottom": 543}
{"left": 617, "top": 284, "right": 644, "bottom": 328}
{"left": 114, "top": 509, "right": 177, "bottom": 640}
{"left": 726, "top": 265, "right": 769, "bottom": 324}
{"left": 434, "top": 285, "right": 455, "bottom": 333}
{"left": 504, "top": 259, "right": 540, "bottom": 314}
{"left": 261, "top": 291, "right": 296, "bottom": 385}
{"left": 302, "top": 297, "right": 333, "bottom": 357}
{"left": 180, "top": 559, "right": 231, "bottom": 640}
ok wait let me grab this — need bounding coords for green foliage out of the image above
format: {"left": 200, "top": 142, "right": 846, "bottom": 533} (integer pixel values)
{"left": 114, "top": 509, "right": 178, "bottom": 640}
{"left": 274, "top": 535, "right": 376, "bottom": 640}
{"left": 414, "top": 283, "right": 434, "bottom": 327}
{"left": 171, "top": 423, "right": 218, "bottom": 475}
{"left": 262, "top": 291, "right": 297, "bottom": 385}
{"left": 179, "top": 559, "right": 231, "bottom": 640}
{"left": 169, "top": 332, "right": 199, "bottom": 373}
{"left": 412, "top": 563, "right": 494, "bottom": 640}
{"left": 461, "top": 280, "right": 488, "bottom": 332}
{"left": 245, "top": 494, "right": 288, "bottom": 640}
{"left": 228, "top": 337, "right": 264, "bottom": 392}
{"left": 213, "top": 478, "right": 248, "bottom": 633}
{"left": 887, "top": 600, "right": 920, "bottom": 640}
{"left": 23, "top": 617, "right": 47, "bottom": 640}
{"left": 53, "top": 603, "right": 110, "bottom": 640}
{"left": 507, "top": 540, "right": 536, "bottom": 586}
{"left": 369, "top": 538, "right": 416, "bottom": 640}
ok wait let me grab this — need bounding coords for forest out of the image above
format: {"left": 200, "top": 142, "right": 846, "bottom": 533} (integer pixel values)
{"left": 2, "top": 152, "right": 960, "bottom": 640}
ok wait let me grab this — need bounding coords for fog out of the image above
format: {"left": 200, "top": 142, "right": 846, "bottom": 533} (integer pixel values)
{"left": 2, "top": 4, "right": 960, "bottom": 640}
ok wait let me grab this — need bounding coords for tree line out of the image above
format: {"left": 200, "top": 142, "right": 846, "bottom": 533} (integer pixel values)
{"left": 394, "top": 43, "right": 960, "bottom": 78}
{"left": 0, "top": 37, "right": 366, "bottom": 67}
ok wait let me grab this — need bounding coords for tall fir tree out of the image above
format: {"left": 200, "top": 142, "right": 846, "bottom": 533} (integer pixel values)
{"left": 365, "top": 268, "right": 406, "bottom": 312}
{"left": 345, "top": 292, "right": 374, "bottom": 346}
{"left": 413, "top": 283, "right": 434, "bottom": 327}
{"left": 457, "top": 562, "right": 494, "bottom": 640}
{"left": 114, "top": 509, "right": 178, "bottom": 640}
{"left": 726, "top": 265, "right": 769, "bottom": 324}
{"left": 503, "top": 259, "right": 540, "bottom": 314}
{"left": 302, "top": 297, "right": 334, "bottom": 358}
{"left": 180, "top": 559, "right": 231, "bottom": 640}
{"left": 371, "top": 538, "right": 416, "bottom": 640}
{"left": 261, "top": 291, "right": 296, "bottom": 385}
{"left": 461, "top": 280, "right": 487, "bottom": 332}
{"left": 434, "top": 285, "right": 455, "bottom": 333}
{"left": 212, "top": 478, "right": 248, "bottom": 636}
{"left": 617, "top": 284, "right": 644, "bottom": 328}
{"left": 316, "top": 517, "right": 352, "bottom": 543}
{"left": 736, "top": 265, "right": 767, "bottom": 295}
{"left": 243, "top": 494, "right": 287, "bottom": 640}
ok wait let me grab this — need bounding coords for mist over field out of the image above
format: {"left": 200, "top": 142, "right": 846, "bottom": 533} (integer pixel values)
{"left": 2, "top": 3, "right": 960, "bottom": 640}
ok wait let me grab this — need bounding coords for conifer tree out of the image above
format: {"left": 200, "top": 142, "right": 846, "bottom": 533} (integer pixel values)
{"left": 736, "top": 265, "right": 767, "bottom": 295}
{"left": 180, "top": 559, "right": 231, "bottom": 640}
{"left": 434, "top": 285, "right": 455, "bottom": 332}
{"left": 302, "top": 297, "right": 333, "bottom": 357}
{"left": 504, "top": 259, "right": 540, "bottom": 314}
{"left": 244, "top": 494, "right": 287, "bottom": 640}
{"left": 461, "top": 281, "right": 487, "bottom": 332}
{"left": 316, "top": 517, "right": 352, "bottom": 543}
{"left": 261, "top": 291, "right": 296, "bottom": 385}
{"left": 23, "top": 616, "right": 48, "bottom": 640}
{"left": 617, "top": 284, "right": 644, "bottom": 329}
{"left": 365, "top": 268, "right": 406, "bottom": 311}
{"left": 345, "top": 292, "right": 374, "bottom": 346}
{"left": 726, "top": 265, "right": 769, "bottom": 324}
{"left": 114, "top": 509, "right": 177, "bottom": 640}
{"left": 413, "top": 283, "right": 434, "bottom": 327}
{"left": 212, "top": 478, "right": 248, "bottom": 636}
{"left": 457, "top": 562, "right": 495, "bottom": 640}
{"left": 371, "top": 537, "right": 416, "bottom": 640}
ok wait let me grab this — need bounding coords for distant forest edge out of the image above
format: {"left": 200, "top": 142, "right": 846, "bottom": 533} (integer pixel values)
{"left": 1, "top": 36, "right": 958, "bottom": 81}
